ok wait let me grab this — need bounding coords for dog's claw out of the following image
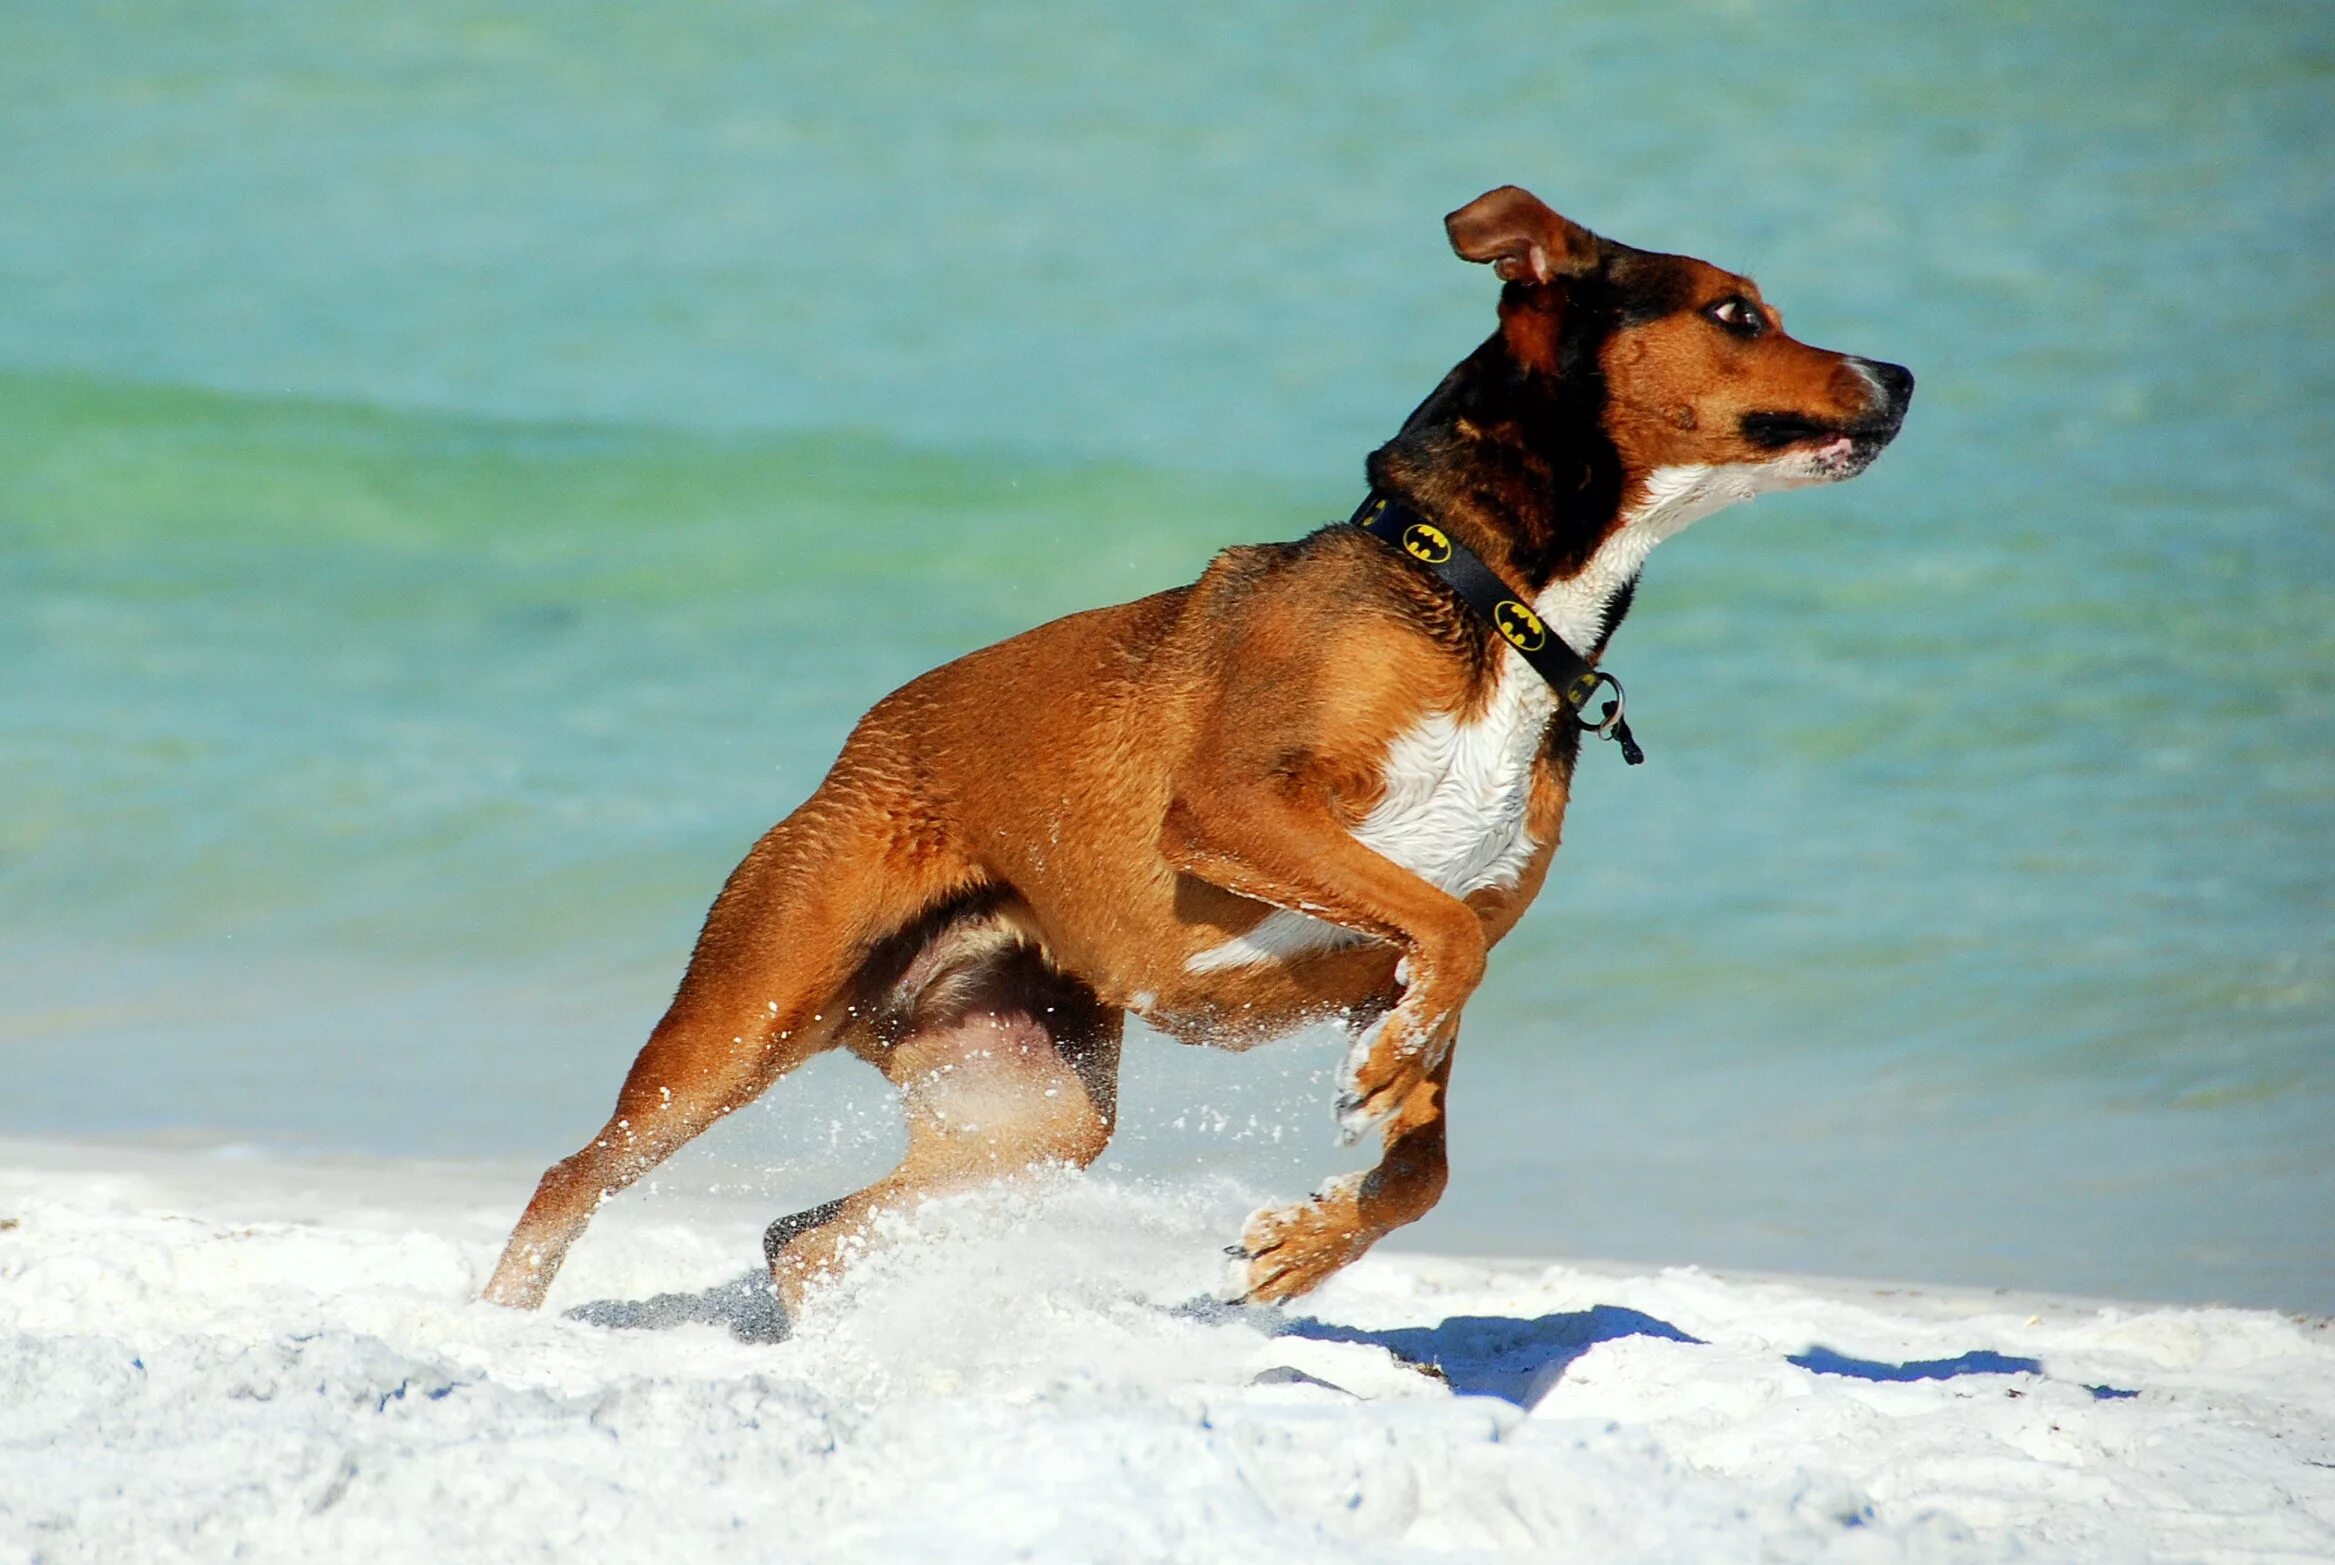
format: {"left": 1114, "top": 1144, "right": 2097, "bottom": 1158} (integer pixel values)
{"left": 1232, "top": 1244, "right": 1291, "bottom": 1306}
{"left": 1334, "top": 1089, "right": 1395, "bottom": 1145}
{"left": 1223, "top": 1244, "right": 1251, "bottom": 1259}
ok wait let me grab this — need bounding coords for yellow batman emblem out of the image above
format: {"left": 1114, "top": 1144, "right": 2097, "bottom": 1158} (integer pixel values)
{"left": 1494, "top": 599, "right": 1547, "bottom": 652}
{"left": 1401, "top": 522, "right": 1451, "bottom": 564}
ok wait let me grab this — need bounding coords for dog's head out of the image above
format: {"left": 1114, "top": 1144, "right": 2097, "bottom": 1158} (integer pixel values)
{"left": 1405, "top": 185, "right": 1912, "bottom": 577}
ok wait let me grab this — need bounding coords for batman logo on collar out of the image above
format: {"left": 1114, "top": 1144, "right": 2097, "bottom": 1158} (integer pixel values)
{"left": 1493, "top": 599, "right": 1547, "bottom": 652}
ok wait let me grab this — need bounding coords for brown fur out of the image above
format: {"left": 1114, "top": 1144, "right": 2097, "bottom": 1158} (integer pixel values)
{"left": 483, "top": 186, "right": 1911, "bottom": 1312}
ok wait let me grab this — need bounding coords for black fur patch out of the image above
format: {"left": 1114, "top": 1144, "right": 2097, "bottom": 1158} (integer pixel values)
{"left": 1365, "top": 242, "right": 1692, "bottom": 604}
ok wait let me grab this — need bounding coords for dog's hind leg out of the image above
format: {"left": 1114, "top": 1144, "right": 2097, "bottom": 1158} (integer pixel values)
{"left": 481, "top": 796, "right": 972, "bottom": 1310}
{"left": 763, "top": 942, "right": 1123, "bottom": 1305}
{"left": 1232, "top": 1021, "right": 1455, "bottom": 1305}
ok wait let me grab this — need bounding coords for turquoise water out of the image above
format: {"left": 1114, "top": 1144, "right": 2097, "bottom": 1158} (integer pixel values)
{"left": 3, "top": 1, "right": 2330, "bottom": 1309}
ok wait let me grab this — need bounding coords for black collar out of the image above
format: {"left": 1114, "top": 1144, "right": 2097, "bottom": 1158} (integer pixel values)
{"left": 1350, "top": 491, "right": 1644, "bottom": 765}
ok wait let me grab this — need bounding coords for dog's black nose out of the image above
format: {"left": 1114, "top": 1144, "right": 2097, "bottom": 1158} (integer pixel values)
{"left": 1863, "top": 359, "right": 1915, "bottom": 410}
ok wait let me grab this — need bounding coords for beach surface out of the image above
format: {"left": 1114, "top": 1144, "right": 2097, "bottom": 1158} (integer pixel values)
{"left": 2, "top": 1138, "right": 2328, "bottom": 1564}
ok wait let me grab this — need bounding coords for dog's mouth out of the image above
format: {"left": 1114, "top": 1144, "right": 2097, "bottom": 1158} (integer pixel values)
{"left": 1739, "top": 411, "right": 1903, "bottom": 484}
{"left": 1798, "top": 430, "right": 1885, "bottom": 483}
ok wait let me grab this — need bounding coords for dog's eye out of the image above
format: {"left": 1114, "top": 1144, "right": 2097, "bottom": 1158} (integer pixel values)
{"left": 1707, "top": 297, "right": 1766, "bottom": 338}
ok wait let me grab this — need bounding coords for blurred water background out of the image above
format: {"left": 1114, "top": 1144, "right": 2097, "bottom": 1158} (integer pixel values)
{"left": 3, "top": 0, "right": 2329, "bottom": 1310}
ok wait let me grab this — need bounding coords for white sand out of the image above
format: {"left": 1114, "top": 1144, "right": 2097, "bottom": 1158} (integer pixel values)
{"left": 1, "top": 1137, "right": 2329, "bottom": 1564}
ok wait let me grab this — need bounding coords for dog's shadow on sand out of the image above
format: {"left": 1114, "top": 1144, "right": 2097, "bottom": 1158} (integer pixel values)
{"left": 562, "top": 1278, "right": 2137, "bottom": 1407}
{"left": 1276, "top": 1310, "right": 2138, "bottom": 1409}
{"left": 1279, "top": 1306, "right": 1701, "bottom": 1406}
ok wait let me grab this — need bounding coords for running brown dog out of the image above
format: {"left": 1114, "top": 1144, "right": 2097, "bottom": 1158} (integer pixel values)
{"left": 484, "top": 185, "right": 1913, "bottom": 1312}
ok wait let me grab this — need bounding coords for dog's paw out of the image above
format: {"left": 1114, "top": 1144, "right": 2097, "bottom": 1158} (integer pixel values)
{"left": 480, "top": 1250, "right": 556, "bottom": 1311}
{"left": 1233, "top": 1177, "right": 1369, "bottom": 1304}
{"left": 1333, "top": 1007, "right": 1448, "bottom": 1143}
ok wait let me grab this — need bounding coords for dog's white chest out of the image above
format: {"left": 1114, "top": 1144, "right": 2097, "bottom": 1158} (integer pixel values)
{"left": 1352, "top": 664, "right": 1553, "bottom": 896}
{"left": 1188, "top": 662, "right": 1552, "bottom": 972}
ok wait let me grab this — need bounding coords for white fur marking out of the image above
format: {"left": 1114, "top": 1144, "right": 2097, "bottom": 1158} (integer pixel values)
{"left": 1186, "top": 908, "right": 1361, "bottom": 972}
{"left": 1531, "top": 460, "right": 1806, "bottom": 652}
{"left": 1184, "top": 672, "right": 1553, "bottom": 974}
{"left": 1350, "top": 674, "right": 1553, "bottom": 899}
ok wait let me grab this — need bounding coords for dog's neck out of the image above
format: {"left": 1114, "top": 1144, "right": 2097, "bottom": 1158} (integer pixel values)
{"left": 1527, "top": 465, "right": 1754, "bottom": 654}
{"left": 1367, "top": 333, "right": 1738, "bottom": 660}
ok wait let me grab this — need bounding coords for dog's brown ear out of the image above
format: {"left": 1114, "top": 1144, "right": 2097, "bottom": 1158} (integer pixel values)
{"left": 1445, "top": 186, "right": 1597, "bottom": 284}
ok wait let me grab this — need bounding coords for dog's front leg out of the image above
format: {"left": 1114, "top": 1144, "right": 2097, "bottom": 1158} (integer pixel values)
{"left": 1161, "top": 788, "right": 1486, "bottom": 1136}
{"left": 1233, "top": 1030, "right": 1454, "bottom": 1303}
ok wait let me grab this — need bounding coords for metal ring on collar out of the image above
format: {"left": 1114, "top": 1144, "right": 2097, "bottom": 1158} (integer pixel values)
{"left": 1579, "top": 670, "right": 1626, "bottom": 738}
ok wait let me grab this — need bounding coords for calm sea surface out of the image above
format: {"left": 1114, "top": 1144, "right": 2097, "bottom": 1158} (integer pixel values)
{"left": 3, "top": 0, "right": 2329, "bottom": 1309}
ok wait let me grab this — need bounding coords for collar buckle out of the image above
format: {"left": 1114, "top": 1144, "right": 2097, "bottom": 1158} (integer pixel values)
{"left": 1579, "top": 670, "right": 1645, "bottom": 765}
